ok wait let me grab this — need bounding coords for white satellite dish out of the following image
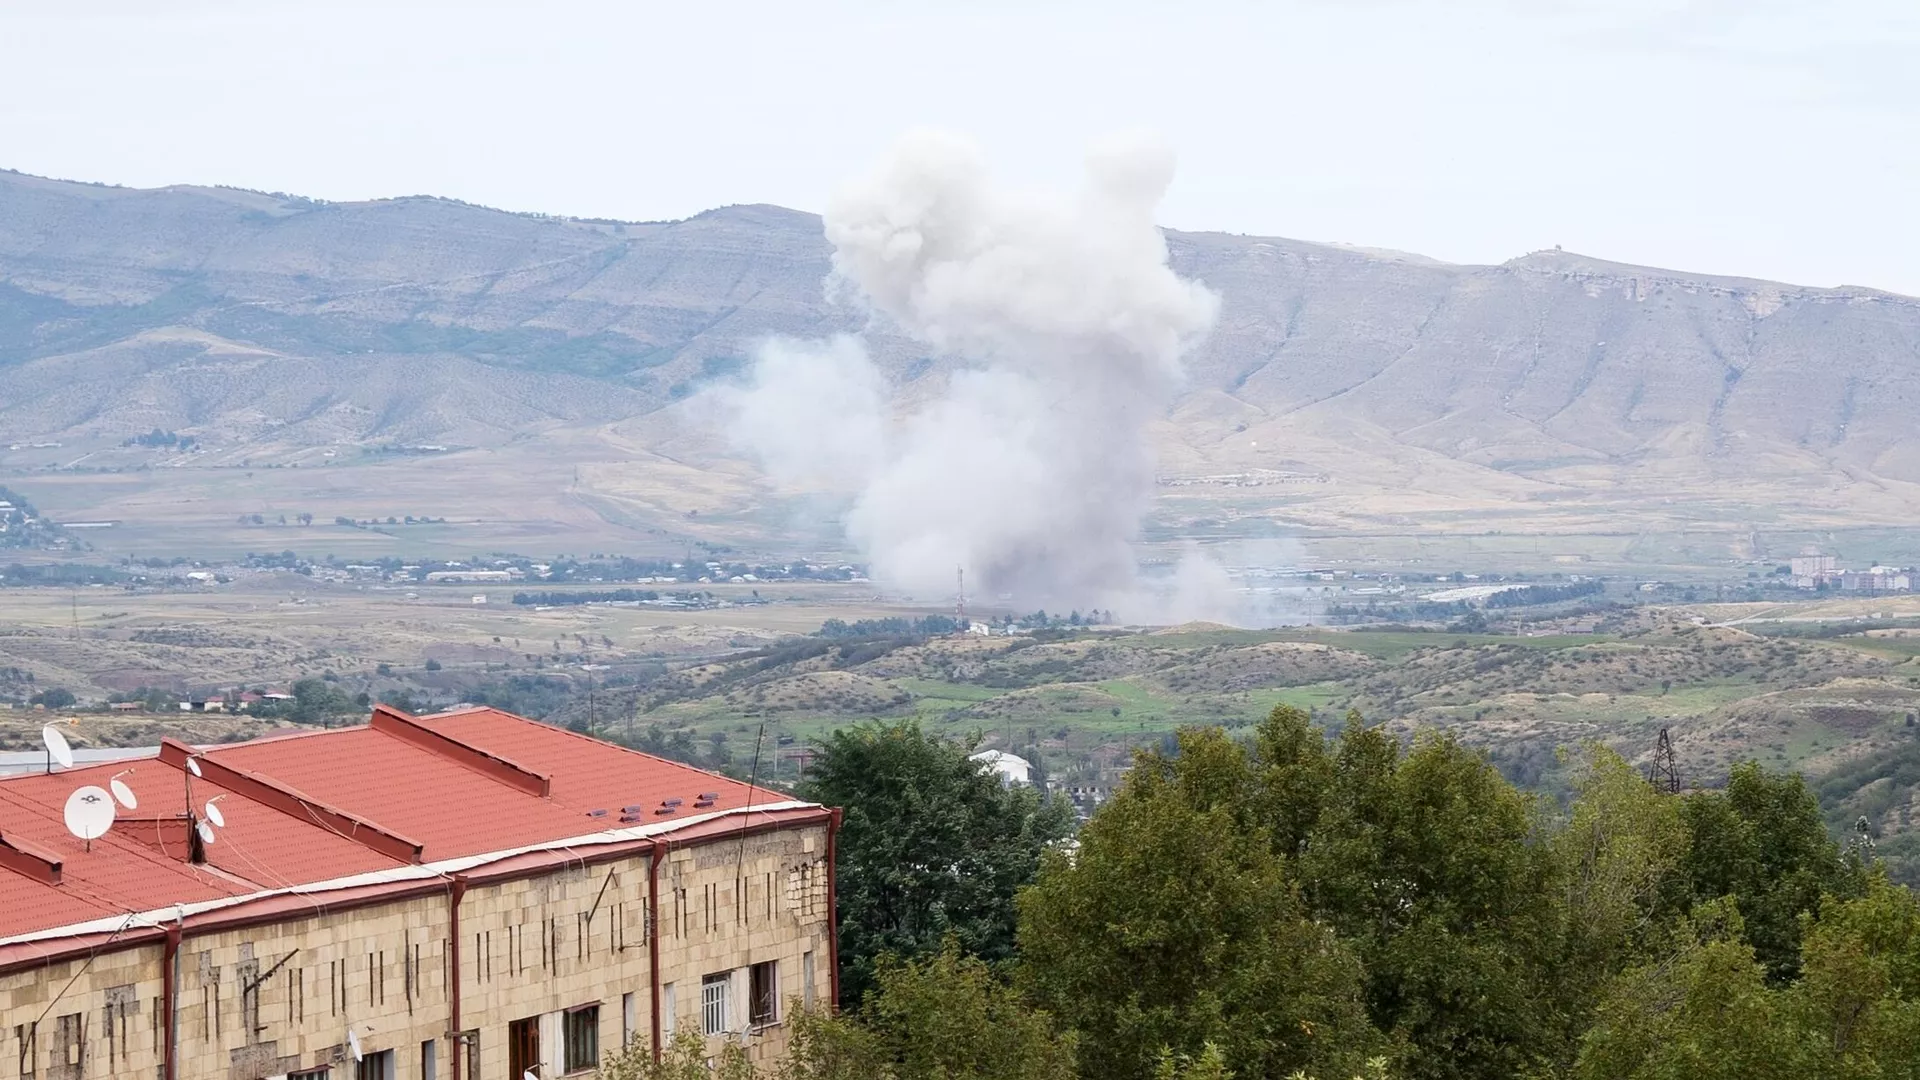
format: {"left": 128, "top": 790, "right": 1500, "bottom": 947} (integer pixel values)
{"left": 348, "top": 1029, "right": 363, "bottom": 1062}
{"left": 524, "top": 1070, "right": 538, "bottom": 1080}
{"left": 63, "top": 786, "right": 114, "bottom": 841}
{"left": 109, "top": 778, "right": 137, "bottom": 809}
{"left": 196, "top": 820, "right": 216, "bottom": 845}
{"left": 186, "top": 757, "right": 202, "bottom": 778}
{"left": 204, "top": 800, "right": 225, "bottom": 828}
{"left": 41, "top": 725, "right": 73, "bottom": 770}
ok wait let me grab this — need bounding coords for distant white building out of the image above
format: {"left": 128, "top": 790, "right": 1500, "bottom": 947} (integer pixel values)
{"left": 969, "top": 750, "right": 1033, "bottom": 787}
{"left": 1791, "top": 551, "right": 1842, "bottom": 589}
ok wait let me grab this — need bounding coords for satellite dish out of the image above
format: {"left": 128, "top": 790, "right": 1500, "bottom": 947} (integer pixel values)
{"left": 41, "top": 726, "right": 73, "bottom": 770}
{"left": 109, "top": 778, "right": 137, "bottom": 809}
{"left": 196, "top": 820, "right": 216, "bottom": 845}
{"left": 186, "top": 757, "right": 202, "bottom": 778}
{"left": 348, "top": 1029, "right": 363, "bottom": 1062}
{"left": 63, "top": 786, "right": 114, "bottom": 841}
{"left": 524, "top": 1071, "right": 538, "bottom": 1080}
{"left": 204, "top": 800, "right": 225, "bottom": 828}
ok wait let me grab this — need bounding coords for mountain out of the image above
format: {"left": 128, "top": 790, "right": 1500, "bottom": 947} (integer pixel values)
{"left": 2, "top": 168, "right": 1917, "bottom": 563}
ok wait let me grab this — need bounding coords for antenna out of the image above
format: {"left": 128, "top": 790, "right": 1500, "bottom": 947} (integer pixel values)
{"left": 1649, "top": 727, "right": 1680, "bottom": 794}
{"left": 204, "top": 796, "right": 227, "bottom": 828}
{"left": 348, "top": 1028, "right": 364, "bottom": 1063}
{"left": 63, "top": 785, "right": 115, "bottom": 850}
{"left": 956, "top": 566, "right": 966, "bottom": 625}
{"left": 41, "top": 723, "right": 74, "bottom": 772}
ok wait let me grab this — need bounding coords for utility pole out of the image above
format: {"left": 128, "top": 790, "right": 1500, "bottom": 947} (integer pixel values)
{"left": 1649, "top": 727, "right": 1680, "bottom": 794}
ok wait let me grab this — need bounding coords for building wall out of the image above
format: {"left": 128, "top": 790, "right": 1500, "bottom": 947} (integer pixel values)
{"left": 0, "top": 938, "right": 165, "bottom": 1080}
{"left": 0, "top": 821, "right": 831, "bottom": 1080}
{"left": 656, "top": 823, "right": 831, "bottom": 1068}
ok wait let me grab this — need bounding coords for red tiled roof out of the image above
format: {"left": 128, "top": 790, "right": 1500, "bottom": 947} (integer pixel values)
{"left": 0, "top": 706, "right": 815, "bottom": 943}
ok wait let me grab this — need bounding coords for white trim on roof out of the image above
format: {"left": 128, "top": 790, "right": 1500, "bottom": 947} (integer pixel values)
{"left": 0, "top": 799, "right": 823, "bottom": 947}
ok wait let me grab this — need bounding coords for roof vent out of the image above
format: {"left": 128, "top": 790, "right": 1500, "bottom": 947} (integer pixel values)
{"left": 697, "top": 792, "right": 718, "bottom": 801}
{"left": 586, "top": 808, "right": 609, "bottom": 818}
{"left": 621, "top": 804, "right": 645, "bottom": 814}
{"left": 661, "top": 798, "right": 684, "bottom": 808}
{"left": 653, "top": 806, "right": 677, "bottom": 816}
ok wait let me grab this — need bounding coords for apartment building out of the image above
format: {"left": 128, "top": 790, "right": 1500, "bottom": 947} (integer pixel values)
{"left": 0, "top": 705, "right": 838, "bottom": 1079}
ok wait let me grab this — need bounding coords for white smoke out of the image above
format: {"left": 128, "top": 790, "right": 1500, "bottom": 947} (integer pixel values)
{"left": 716, "top": 130, "right": 1221, "bottom": 615}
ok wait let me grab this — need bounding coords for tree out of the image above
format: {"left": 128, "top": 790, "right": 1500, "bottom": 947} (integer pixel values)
{"left": 288, "top": 677, "right": 357, "bottom": 724}
{"left": 1019, "top": 728, "right": 1379, "bottom": 1080}
{"left": 1287, "top": 721, "right": 1567, "bottom": 1080}
{"left": 861, "top": 943, "right": 1077, "bottom": 1080}
{"left": 424, "top": 658, "right": 442, "bottom": 671}
{"left": 1680, "top": 761, "right": 1866, "bottom": 980}
{"left": 796, "top": 721, "right": 1071, "bottom": 1006}
{"left": 29, "top": 687, "right": 76, "bottom": 710}
{"left": 1574, "top": 902, "right": 1811, "bottom": 1080}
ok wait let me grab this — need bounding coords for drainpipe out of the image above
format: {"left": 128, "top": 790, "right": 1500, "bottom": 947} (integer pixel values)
{"left": 648, "top": 840, "right": 665, "bottom": 1064}
{"left": 162, "top": 920, "right": 183, "bottom": 1080}
{"left": 826, "top": 809, "right": 842, "bottom": 1011}
{"left": 448, "top": 876, "right": 468, "bottom": 1079}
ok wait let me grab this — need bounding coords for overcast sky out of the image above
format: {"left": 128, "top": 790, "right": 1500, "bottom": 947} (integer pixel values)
{"left": 3, "top": 1, "right": 1915, "bottom": 293}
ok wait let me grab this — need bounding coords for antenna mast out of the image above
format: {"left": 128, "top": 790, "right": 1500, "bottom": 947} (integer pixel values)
{"left": 1649, "top": 727, "right": 1680, "bottom": 794}
{"left": 956, "top": 566, "right": 966, "bottom": 626}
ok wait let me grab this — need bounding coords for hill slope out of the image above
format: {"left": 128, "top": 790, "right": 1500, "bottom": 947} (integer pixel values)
{"left": 3, "top": 169, "right": 1918, "bottom": 557}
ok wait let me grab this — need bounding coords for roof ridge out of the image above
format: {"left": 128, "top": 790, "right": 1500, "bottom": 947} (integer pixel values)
{"left": 433, "top": 706, "right": 778, "bottom": 798}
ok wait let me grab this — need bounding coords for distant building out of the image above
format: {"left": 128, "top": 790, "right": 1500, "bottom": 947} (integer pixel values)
{"left": 1842, "top": 568, "right": 1913, "bottom": 593}
{"left": 969, "top": 750, "right": 1033, "bottom": 787}
{"left": 424, "top": 570, "right": 516, "bottom": 583}
{"left": 1791, "top": 551, "right": 1843, "bottom": 589}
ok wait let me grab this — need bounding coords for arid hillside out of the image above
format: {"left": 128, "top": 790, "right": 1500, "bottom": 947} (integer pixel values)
{"left": 3, "top": 169, "right": 1918, "bottom": 557}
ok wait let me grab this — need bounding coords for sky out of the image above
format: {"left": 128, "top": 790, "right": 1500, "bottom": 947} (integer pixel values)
{"left": 2, "top": 0, "right": 1916, "bottom": 294}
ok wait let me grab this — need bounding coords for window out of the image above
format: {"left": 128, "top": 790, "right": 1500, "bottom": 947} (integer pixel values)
{"left": 290, "top": 1070, "right": 330, "bottom": 1080}
{"left": 54, "top": 1013, "right": 82, "bottom": 1074}
{"left": 701, "top": 973, "right": 731, "bottom": 1036}
{"left": 564, "top": 1005, "right": 599, "bottom": 1072}
{"left": 749, "top": 961, "right": 778, "bottom": 1028}
{"left": 662, "top": 983, "right": 676, "bottom": 1037}
{"left": 622, "top": 992, "right": 637, "bottom": 1047}
{"left": 457, "top": 1031, "right": 480, "bottom": 1080}
{"left": 421, "top": 1038, "right": 437, "bottom": 1080}
{"left": 16, "top": 1021, "right": 35, "bottom": 1079}
{"left": 355, "top": 1048, "right": 394, "bottom": 1080}
{"left": 803, "top": 951, "right": 816, "bottom": 1010}
{"left": 508, "top": 1018, "right": 539, "bottom": 1080}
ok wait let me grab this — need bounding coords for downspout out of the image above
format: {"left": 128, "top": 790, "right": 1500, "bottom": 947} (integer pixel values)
{"left": 648, "top": 839, "right": 665, "bottom": 1063}
{"left": 448, "top": 876, "right": 468, "bottom": 1079}
{"left": 162, "top": 920, "right": 182, "bottom": 1080}
{"left": 826, "top": 808, "right": 842, "bottom": 1011}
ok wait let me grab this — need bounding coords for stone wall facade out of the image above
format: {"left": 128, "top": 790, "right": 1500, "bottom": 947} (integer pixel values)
{"left": 0, "top": 821, "right": 831, "bottom": 1080}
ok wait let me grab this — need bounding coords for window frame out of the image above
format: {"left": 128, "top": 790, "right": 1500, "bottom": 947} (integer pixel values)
{"left": 749, "top": 960, "right": 779, "bottom": 1029}
{"left": 701, "top": 972, "right": 731, "bottom": 1036}
{"left": 564, "top": 1003, "right": 600, "bottom": 1073}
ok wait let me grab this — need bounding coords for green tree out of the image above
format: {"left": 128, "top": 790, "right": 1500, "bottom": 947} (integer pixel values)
{"left": 1019, "top": 728, "right": 1379, "bottom": 1080}
{"left": 1681, "top": 761, "right": 1866, "bottom": 980}
{"left": 1575, "top": 902, "right": 1812, "bottom": 1080}
{"left": 29, "top": 687, "right": 76, "bottom": 709}
{"left": 798, "top": 722, "right": 1070, "bottom": 1006}
{"left": 1288, "top": 722, "right": 1566, "bottom": 1080}
{"left": 861, "top": 943, "right": 1077, "bottom": 1080}
{"left": 288, "top": 677, "right": 357, "bottom": 724}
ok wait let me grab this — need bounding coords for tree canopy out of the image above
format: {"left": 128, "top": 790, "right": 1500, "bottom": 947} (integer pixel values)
{"left": 796, "top": 721, "right": 1071, "bottom": 1006}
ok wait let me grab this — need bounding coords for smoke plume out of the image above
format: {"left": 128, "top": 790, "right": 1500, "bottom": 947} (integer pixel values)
{"left": 718, "top": 130, "right": 1220, "bottom": 614}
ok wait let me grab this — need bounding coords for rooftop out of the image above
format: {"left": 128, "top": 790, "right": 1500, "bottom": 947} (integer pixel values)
{"left": 0, "top": 705, "right": 819, "bottom": 950}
